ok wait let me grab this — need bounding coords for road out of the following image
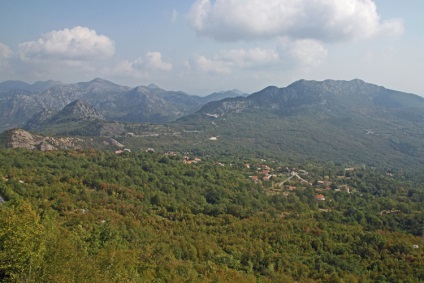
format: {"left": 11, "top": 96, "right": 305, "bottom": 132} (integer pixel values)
{"left": 276, "top": 171, "right": 309, "bottom": 187}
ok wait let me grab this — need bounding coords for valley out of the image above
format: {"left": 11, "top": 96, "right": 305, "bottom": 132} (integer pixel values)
{"left": 2, "top": 1, "right": 422, "bottom": 281}
{"left": 1, "top": 78, "right": 424, "bottom": 282}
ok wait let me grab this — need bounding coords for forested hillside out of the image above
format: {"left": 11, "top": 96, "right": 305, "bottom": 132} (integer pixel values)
{"left": 1, "top": 149, "right": 423, "bottom": 282}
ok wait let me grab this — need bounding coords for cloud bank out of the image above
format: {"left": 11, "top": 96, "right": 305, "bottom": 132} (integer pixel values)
{"left": 107, "top": 52, "right": 173, "bottom": 80}
{"left": 189, "top": 0, "right": 403, "bottom": 42}
{"left": 18, "top": 26, "right": 115, "bottom": 61}
{"left": 0, "top": 42, "right": 13, "bottom": 59}
{"left": 282, "top": 39, "right": 328, "bottom": 68}
{"left": 1, "top": 26, "right": 175, "bottom": 84}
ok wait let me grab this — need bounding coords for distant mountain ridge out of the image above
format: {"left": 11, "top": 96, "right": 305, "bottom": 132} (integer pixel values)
{"left": 177, "top": 79, "right": 424, "bottom": 171}
{"left": 25, "top": 99, "right": 104, "bottom": 131}
{"left": 0, "top": 80, "right": 63, "bottom": 92}
{"left": 0, "top": 78, "right": 246, "bottom": 131}
{"left": 3, "top": 78, "right": 424, "bottom": 172}
{"left": 198, "top": 79, "right": 424, "bottom": 117}
{"left": 54, "top": 99, "right": 104, "bottom": 121}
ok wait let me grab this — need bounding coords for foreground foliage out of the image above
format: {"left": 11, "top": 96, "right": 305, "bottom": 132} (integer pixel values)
{"left": 0, "top": 149, "right": 424, "bottom": 282}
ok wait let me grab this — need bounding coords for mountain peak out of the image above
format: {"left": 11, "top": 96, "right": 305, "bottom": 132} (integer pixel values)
{"left": 89, "top": 78, "right": 111, "bottom": 84}
{"left": 147, "top": 83, "right": 161, "bottom": 90}
{"left": 202, "top": 89, "right": 248, "bottom": 104}
{"left": 199, "top": 79, "right": 424, "bottom": 117}
{"left": 288, "top": 78, "right": 370, "bottom": 89}
{"left": 0, "top": 80, "right": 32, "bottom": 92}
{"left": 59, "top": 100, "right": 104, "bottom": 119}
{"left": 73, "top": 78, "right": 129, "bottom": 94}
{"left": 83, "top": 78, "right": 121, "bottom": 88}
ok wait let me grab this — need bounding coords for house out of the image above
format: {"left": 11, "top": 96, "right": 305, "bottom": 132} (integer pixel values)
{"left": 317, "top": 181, "right": 332, "bottom": 188}
{"left": 245, "top": 163, "right": 250, "bottom": 169}
{"left": 315, "top": 194, "right": 326, "bottom": 201}
{"left": 250, "top": 176, "right": 259, "bottom": 182}
{"left": 183, "top": 156, "right": 202, "bottom": 164}
{"left": 164, "top": 151, "right": 177, "bottom": 157}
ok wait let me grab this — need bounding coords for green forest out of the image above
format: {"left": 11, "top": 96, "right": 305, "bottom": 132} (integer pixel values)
{"left": 1, "top": 148, "right": 424, "bottom": 282}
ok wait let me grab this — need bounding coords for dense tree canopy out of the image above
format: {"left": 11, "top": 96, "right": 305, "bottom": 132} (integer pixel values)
{"left": 0, "top": 148, "right": 423, "bottom": 282}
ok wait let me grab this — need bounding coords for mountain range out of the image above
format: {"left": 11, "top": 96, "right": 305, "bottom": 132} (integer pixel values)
{"left": 2, "top": 77, "right": 424, "bottom": 174}
{"left": 0, "top": 79, "right": 63, "bottom": 93}
{"left": 177, "top": 79, "right": 424, "bottom": 172}
{"left": 0, "top": 78, "right": 247, "bottom": 131}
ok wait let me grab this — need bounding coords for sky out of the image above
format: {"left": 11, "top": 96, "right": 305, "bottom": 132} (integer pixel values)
{"left": 0, "top": 0, "right": 423, "bottom": 96}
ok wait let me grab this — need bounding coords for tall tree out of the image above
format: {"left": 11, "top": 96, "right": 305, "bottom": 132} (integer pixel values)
{"left": 0, "top": 200, "right": 46, "bottom": 282}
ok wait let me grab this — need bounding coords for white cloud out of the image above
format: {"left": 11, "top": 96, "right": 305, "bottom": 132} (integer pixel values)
{"left": 188, "top": 55, "right": 231, "bottom": 75}
{"left": 2, "top": 25, "right": 172, "bottom": 84}
{"left": 0, "top": 42, "right": 13, "bottom": 77}
{"left": 284, "top": 39, "right": 328, "bottom": 68}
{"left": 189, "top": 0, "right": 403, "bottom": 42}
{"left": 0, "top": 42, "right": 13, "bottom": 59}
{"left": 141, "top": 52, "right": 173, "bottom": 71}
{"left": 105, "top": 60, "right": 143, "bottom": 78}
{"left": 0, "top": 42, "right": 12, "bottom": 67}
{"left": 106, "top": 52, "right": 172, "bottom": 80}
{"left": 18, "top": 26, "right": 115, "bottom": 61}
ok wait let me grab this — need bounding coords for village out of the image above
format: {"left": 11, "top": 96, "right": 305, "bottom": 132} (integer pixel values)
{"left": 136, "top": 149, "right": 359, "bottom": 203}
{"left": 243, "top": 161, "right": 353, "bottom": 201}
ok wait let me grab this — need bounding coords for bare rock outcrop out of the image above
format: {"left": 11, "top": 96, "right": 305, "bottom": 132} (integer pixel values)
{"left": 6, "top": 128, "right": 83, "bottom": 151}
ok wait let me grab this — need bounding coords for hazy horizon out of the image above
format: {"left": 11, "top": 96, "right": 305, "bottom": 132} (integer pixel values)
{"left": 1, "top": 0, "right": 423, "bottom": 96}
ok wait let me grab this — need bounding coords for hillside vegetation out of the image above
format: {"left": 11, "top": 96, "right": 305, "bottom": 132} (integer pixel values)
{"left": 1, "top": 149, "right": 424, "bottom": 282}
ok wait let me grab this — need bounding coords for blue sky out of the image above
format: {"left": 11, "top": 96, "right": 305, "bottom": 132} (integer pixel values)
{"left": 0, "top": 0, "right": 423, "bottom": 96}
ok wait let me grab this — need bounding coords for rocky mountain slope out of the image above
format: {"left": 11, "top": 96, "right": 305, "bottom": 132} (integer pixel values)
{"left": 4, "top": 78, "right": 424, "bottom": 173}
{"left": 2, "top": 128, "right": 85, "bottom": 151}
{"left": 24, "top": 99, "right": 105, "bottom": 133}
{"left": 0, "top": 128, "right": 129, "bottom": 151}
{"left": 177, "top": 79, "right": 424, "bottom": 171}
{"left": 0, "top": 78, "right": 246, "bottom": 131}
{"left": 198, "top": 79, "right": 424, "bottom": 117}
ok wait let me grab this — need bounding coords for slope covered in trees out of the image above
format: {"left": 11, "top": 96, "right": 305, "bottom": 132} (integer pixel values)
{"left": 0, "top": 149, "right": 424, "bottom": 282}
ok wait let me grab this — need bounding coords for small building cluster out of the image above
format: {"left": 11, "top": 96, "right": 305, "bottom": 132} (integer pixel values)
{"left": 115, "top": 148, "right": 131, "bottom": 154}
{"left": 183, "top": 156, "right": 202, "bottom": 164}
